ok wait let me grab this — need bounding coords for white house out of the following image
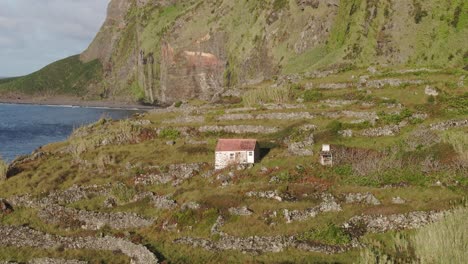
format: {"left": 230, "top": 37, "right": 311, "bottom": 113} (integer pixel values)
{"left": 215, "top": 139, "right": 259, "bottom": 170}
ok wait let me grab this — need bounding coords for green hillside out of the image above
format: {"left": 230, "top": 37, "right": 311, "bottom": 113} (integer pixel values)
{"left": 1, "top": 0, "right": 466, "bottom": 104}
{"left": 0, "top": 55, "right": 102, "bottom": 97}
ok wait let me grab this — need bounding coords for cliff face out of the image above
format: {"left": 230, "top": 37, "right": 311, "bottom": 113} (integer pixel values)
{"left": 2, "top": 0, "right": 467, "bottom": 104}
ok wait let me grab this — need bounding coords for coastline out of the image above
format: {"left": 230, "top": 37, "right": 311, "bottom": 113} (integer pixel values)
{"left": 0, "top": 96, "right": 157, "bottom": 111}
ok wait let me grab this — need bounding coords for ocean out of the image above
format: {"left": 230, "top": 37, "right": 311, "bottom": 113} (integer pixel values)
{"left": 0, "top": 103, "right": 140, "bottom": 162}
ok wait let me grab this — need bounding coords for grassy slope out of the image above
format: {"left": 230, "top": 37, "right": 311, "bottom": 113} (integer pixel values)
{"left": 0, "top": 55, "right": 102, "bottom": 97}
{"left": 0, "top": 68, "right": 466, "bottom": 262}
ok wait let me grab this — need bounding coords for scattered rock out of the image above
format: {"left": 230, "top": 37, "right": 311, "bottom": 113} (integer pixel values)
{"left": 182, "top": 201, "right": 201, "bottom": 210}
{"left": 392, "top": 197, "right": 406, "bottom": 204}
{"left": 103, "top": 197, "right": 117, "bottom": 208}
{"left": 367, "top": 66, "right": 377, "bottom": 74}
{"left": 166, "top": 140, "right": 176, "bottom": 146}
{"left": 339, "top": 129, "right": 353, "bottom": 138}
{"left": 424, "top": 86, "right": 439, "bottom": 96}
{"left": 246, "top": 190, "right": 293, "bottom": 202}
{"left": 344, "top": 193, "right": 381, "bottom": 205}
{"left": 228, "top": 206, "right": 253, "bottom": 216}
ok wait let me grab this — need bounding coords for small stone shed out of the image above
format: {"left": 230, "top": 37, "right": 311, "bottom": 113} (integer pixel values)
{"left": 215, "top": 139, "right": 260, "bottom": 170}
{"left": 320, "top": 144, "right": 333, "bottom": 166}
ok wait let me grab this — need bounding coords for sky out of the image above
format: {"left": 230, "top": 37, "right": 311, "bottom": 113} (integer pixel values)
{"left": 0, "top": 0, "right": 109, "bottom": 77}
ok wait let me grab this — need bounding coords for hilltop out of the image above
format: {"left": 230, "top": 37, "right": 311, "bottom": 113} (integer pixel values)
{"left": 0, "top": 0, "right": 467, "bottom": 105}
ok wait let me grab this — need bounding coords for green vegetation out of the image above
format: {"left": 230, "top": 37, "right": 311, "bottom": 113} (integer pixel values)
{"left": 299, "top": 223, "right": 351, "bottom": 245}
{"left": 0, "top": 55, "right": 102, "bottom": 96}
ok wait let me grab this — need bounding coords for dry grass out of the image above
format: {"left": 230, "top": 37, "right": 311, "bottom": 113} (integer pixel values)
{"left": 413, "top": 207, "right": 468, "bottom": 264}
{"left": 0, "top": 156, "right": 7, "bottom": 181}
{"left": 442, "top": 130, "right": 468, "bottom": 164}
{"left": 242, "top": 86, "right": 291, "bottom": 106}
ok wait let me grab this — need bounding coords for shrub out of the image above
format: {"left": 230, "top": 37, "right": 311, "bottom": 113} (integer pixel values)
{"left": 298, "top": 223, "right": 351, "bottom": 245}
{"left": 112, "top": 184, "right": 136, "bottom": 203}
{"left": 159, "top": 128, "right": 180, "bottom": 140}
{"left": 273, "top": 0, "right": 289, "bottom": 11}
{"left": 303, "top": 90, "right": 323, "bottom": 102}
{"left": 327, "top": 120, "right": 343, "bottom": 134}
{"left": 412, "top": 1, "right": 427, "bottom": 24}
{"left": 174, "top": 101, "right": 183, "bottom": 108}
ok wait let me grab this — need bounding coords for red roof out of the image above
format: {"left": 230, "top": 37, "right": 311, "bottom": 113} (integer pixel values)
{"left": 216, "top": 139, "right": 257, "bottom": 151}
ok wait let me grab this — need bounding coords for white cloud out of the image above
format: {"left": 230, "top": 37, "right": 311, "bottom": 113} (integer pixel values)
{"left": 0, "top": 0, "right": 109, "bottom": 76}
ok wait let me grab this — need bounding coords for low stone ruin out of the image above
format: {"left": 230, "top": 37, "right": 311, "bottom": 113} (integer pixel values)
{"left": 199, "top": 125, "right": 280, "bottom": 134}
{"left": 245, "top": 190, "right": 294, "bottom": 202}
{"left": 283, "top": 193, "right": 342, "bottom": 223}
{"left": 429, "top": 119, "right": 468, "bottom": 131}
{"left": 343, "top": 211, "right": 445, "bottom": 233}
{"left": 217, "top": 112, "right": 314, "bottom": 121}
{"left": 134, "top": 163, "right": 204, "bottom": 186}
{"left": 0, "top": 226, "right": 158, "bottom": 264}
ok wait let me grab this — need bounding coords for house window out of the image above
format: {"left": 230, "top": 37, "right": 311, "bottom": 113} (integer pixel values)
{"left": 249, "top": 152, "right": 253, "bottom": 156}
{"left": 230, "top": 153, "right": 235, "bottom": 159}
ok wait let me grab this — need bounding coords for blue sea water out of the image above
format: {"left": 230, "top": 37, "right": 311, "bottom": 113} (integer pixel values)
{"left": 0, "top": 103, "right": 140, "bottom": 162}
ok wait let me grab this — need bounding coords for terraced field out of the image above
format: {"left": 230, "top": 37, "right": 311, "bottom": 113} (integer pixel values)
{"left": 0, "top": 68, "right": 467, "bottom": 263}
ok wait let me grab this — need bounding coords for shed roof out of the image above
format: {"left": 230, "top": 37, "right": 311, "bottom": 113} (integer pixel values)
{"left": 216, "top": 139, "right": 257, "bottom": 152}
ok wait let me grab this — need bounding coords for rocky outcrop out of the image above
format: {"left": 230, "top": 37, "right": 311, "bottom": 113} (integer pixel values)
{"left": 0, "top": 226, "right": 158, "bottom": 264}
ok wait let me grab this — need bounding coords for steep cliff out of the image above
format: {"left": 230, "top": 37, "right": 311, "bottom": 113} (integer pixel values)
{"left": 1, "top": 0, "right": 467, "bottom": 104}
